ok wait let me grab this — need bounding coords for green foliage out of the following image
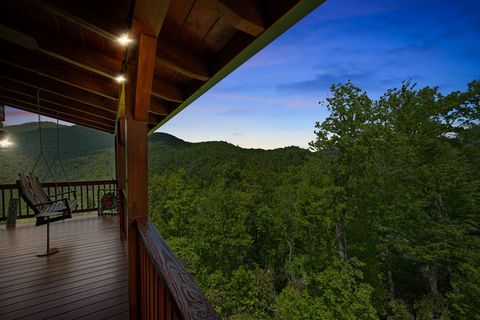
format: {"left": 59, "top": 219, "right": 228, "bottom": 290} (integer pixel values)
{"left": 448, "top": 262, "right": 480, "bottom": 319}
{"left": 414, "top": 294, "right": 451, "bottom": 320}
{"left": 387, "top": 300, "right": 414, "bottom": 320}
{"left": 275, "top": 259, "right": 376, "bottom": 320}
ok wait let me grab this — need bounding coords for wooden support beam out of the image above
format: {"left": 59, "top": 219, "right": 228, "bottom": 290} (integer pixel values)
{"left": 0, "top": 78, "right": 116, "bottom": 120}
{"left": 156, "top": 42, "right": 210, "bottom": 81}
{"left": 133, "top": 35, "right": 157, "bottom": 121}
{"left": 124, "top": 1, "right": 172, "bottom": 313}
{"left": 151, "top": 77, "right": 184, "bottom": 103}
{"left": 131, "top": 0, "right": 172, "bottom": 36}
{"left": 0, "top": 40, "right": 119, "bottom": 100}
{"left": 201, "top": 0, "right": 265, "bottom": 36}
{"left": 0, "top": 90, "right": 116, "bottom": 128}
{"left": 0, "top": 98, "right": 114, "bottom": 133}
{"left": 115, "top": 118, "right": 127, "bottom": 240}
{"left": 0, "top": 62, "right": 118, "bottom": 112}
{"left": 125, "top": 33, "right": 158, "bottom": 320}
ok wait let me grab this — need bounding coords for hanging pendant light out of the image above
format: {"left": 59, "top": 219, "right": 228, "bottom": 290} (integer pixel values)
{"left": 0, "top": 104, "right": 12, "bottom": 148}
{"left": 0, "top": 129, "right": 11, "bottom": 149}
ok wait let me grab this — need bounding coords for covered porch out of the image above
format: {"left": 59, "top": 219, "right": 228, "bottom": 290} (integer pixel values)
{"left": 0, "top": 0, "right": 325, "bottom": 318}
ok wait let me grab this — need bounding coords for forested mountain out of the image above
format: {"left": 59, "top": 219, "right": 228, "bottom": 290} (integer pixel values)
{"left": 0, "top": 123, "right": 116, "bottom": 183}
{"left": 1, "top": 80, "right": 478, "bottom": 319}
{"left": 0, "top": 123, "right": 308, "bottom": 185}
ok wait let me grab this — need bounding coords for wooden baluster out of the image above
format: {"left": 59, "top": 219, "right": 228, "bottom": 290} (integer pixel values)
{"left": 159, "top": 272, "right": 165, "bottom": 319}
{"left": 166, "top": 291, "right": 172, "bottom": 320}
{"left": 141, "top": 242, "right": 146, "bottom": 320}
{"left": 86, "top": 184, "right": 89, "bottom": 209}
{"left": 154, "top": 272, "right": 158, "bottom": 320}
{"left": 1, "top": 188, "right": 5, "bottom": 219}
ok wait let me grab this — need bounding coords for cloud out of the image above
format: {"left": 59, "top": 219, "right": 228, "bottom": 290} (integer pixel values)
{"left": 278, "top": 72, "right": 372, "bottom": 93}
{"left": 386, "top": 44, "right": 434, "bottom": 56}
{"left": 5, "top": 107, "right": 33, "bottom": 118}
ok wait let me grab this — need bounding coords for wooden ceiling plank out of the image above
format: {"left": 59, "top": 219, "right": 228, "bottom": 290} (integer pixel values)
{"left": 200, "top": 0, "right": 265, "bottom": 36}
{"left": 156, "top": 42, "right": 210, "bottom": 81}
{"left": 150, "top": 97, "right": 171, "bottom": 116}
{"left": 209, "top": 32, "right": 254, "bottom": 74}
{"left": 36, "top": 48, "right": 116, "bottom": 80}
{"left": 0, "top": 89, "right": 116, "bottom": 127}
{"left": 0, "top": 62, "right": 118, "bottom": 112}
{"left": 32, "top": 0, "right": 118, "bottom": 41}
{"left": 148, "top": 113, "right": 163, "bottom": 124}
{"left": 151, "top": 77, "right": 184, "bottom": 103}
{"left": 0, "top": 79, "right": 116, "bottom": 121}
{"left": 35, "top": 33, "right": 121, "bottom": 79}
{"left": 0, "top": 18, "right": 122, "bottom": 79}
{"left": 0, "top": 98, "right": 115, "bottom": 133}
{"left": 0, "top": 40, "right": 119, "bottom": 100}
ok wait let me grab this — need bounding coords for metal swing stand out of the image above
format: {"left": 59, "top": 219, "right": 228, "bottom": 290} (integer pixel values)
{"left": 36, "top": 213, "right": 59, "bottom": 257}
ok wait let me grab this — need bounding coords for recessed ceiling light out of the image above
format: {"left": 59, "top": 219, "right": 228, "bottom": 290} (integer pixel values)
{"left": 115, "top": 75, "right": 126, "bottom": 83}
{"left": 117, "top": 33, "right": 132, "bottom": 46}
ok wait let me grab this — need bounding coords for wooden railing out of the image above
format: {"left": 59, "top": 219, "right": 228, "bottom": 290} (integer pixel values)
{"left": 137, "top": 217, "right": 219, "bottom": 320}
{"left": 0, "top": 180, "right": 117, "bottom": 220}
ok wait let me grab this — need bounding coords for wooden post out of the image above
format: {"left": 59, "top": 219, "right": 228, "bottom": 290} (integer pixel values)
{"left": 125, "top": 33, "right": 157, "bottom": 320}
{"left": 115, "top": 117, "right": 126, "bottom": 240}
{"left": 6, "top": 198, "right": 18, "bottom": 228}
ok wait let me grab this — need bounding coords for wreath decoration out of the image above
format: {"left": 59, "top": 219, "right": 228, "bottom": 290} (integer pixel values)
{"left": 100, "top": 192, "right": 116, "bottom": 211}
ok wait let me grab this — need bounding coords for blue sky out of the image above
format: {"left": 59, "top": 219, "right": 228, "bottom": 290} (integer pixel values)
{"left": 4, "top": 0, "right": 480, "bottom": 149}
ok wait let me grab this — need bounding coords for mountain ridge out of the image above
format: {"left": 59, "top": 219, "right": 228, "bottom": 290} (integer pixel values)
{"left": 0, "top": 123, "right": 310, "bottom": 184}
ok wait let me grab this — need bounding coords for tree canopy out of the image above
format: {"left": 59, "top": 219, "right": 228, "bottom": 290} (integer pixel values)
{"left": 148, "top": 80, "right": 479, "bottom": 319}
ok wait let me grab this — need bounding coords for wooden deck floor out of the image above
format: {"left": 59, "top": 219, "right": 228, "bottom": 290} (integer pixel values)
{"left": 0, "top": 216, "right": 129, "bottom": 320}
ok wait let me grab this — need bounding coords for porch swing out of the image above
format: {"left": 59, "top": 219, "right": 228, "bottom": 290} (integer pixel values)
{"left": 16, "top": 90, "right": 77, "bottom": 255}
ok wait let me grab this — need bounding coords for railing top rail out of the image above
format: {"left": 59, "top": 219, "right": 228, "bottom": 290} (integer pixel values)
{"left": 137, "top": 217, "right": 220, "bottom": 320}
{"left": 0, "top": 180, "right": 117, "bottom": 189}
{"left": 41, "top": 180, "right": 117, "bottom": 187}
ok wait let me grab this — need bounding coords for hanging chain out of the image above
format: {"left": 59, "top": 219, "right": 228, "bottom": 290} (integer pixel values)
{"left": 37, "top": 89, "right": 43, "bottom": 154}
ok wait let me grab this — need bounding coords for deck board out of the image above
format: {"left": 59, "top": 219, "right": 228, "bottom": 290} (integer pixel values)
{"left": 0, "top": 216, "right": 129, "bottom": 320}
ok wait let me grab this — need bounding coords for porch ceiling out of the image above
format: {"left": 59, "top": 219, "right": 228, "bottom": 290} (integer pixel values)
{"left": 0, "top": 0, "right": 325, "bottom": 134}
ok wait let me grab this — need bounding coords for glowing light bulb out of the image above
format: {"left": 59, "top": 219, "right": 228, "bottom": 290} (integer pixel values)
{"left": 117, "top": 33, "right": 132, "bottom": 46}
{"left": 0, "top": 137, "right": 12, "bottom": 148}
{"left": 115, "top": 75, "right": 126, "bottom": 83}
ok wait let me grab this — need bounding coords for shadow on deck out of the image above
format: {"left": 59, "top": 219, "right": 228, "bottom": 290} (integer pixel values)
{"left": 0, "top": 216, "right": 128, "bottom": 320}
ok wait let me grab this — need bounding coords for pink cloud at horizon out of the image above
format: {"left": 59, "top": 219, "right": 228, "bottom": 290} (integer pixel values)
{"left": 3, "top": 106, "right": 72, "bottom": 126}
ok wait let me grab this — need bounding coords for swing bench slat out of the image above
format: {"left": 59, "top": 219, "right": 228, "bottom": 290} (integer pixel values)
{"left": 29, "top": 175, "right": 76, "bottom": 202}
{"left": 16, "top": 174, "right": 76, "bottom": 226}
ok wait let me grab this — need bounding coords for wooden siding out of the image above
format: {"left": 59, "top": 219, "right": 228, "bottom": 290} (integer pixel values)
{"left": 0, "top": 216, "right": 128, "bottom": 320}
